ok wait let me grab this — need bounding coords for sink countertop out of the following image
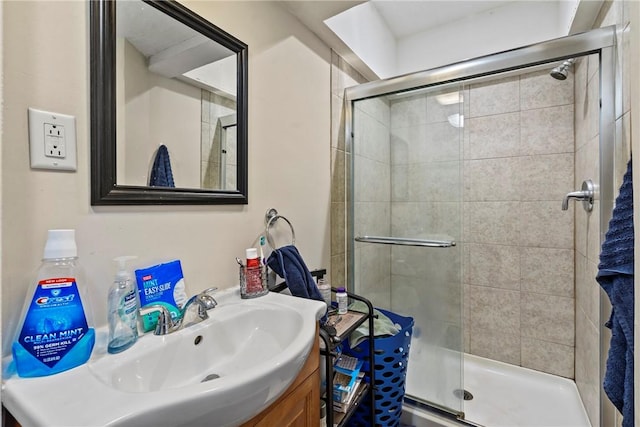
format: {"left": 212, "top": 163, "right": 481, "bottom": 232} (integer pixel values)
{"left": 2, "top": 288, "right": 326, "bottom": 427}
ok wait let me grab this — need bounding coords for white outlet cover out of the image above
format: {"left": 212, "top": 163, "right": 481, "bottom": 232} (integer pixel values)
{"left": 28, "top": 107, "right": 77, "bottom": 171}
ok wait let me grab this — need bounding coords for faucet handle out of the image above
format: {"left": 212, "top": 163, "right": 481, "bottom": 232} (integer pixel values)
{"left": 199, "top": 287, "right": 218, "bottom": 310}
{"left": 139, "top": 304, "right": 174, "bottom": 335}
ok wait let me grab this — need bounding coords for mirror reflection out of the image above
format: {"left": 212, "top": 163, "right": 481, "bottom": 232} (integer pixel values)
{"left": 116, "top": 0, "right": 237, "bottom": 190}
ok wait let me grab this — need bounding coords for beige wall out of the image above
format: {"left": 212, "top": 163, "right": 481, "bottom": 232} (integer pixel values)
{"left": 120, "top": 39, "right": 202, "bottom": 188}
{"left": 1, "top": 1, "right": 332, "bottom": 354}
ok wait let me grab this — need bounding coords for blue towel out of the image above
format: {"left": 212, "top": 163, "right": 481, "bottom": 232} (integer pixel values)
{"left": 597, "top": 158, "right": 634, "bottom": 426}
{"left": 267, "top": 245, "right": 324, "bottom": 302}
{"left": 149, "top": 144, "right": 175, "bottom": 187}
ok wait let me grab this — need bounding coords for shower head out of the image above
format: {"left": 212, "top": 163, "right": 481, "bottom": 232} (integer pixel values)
{"left": 550, "top": 58, "right": 576, "bottom": 80}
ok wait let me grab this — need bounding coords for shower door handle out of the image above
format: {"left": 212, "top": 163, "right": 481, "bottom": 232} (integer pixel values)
{"left": 562, "top": 179, "right": 595, "bottom": 212}
{"left": 355, "top": 235, "right": 456, "bottom": 248}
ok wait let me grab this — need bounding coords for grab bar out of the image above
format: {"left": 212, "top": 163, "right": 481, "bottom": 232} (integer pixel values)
{"left": 355, "top": 235, "right": 456, "bottom": 248}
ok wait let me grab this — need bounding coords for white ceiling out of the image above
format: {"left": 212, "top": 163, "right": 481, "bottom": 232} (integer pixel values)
{"left": 370, "top": 0, "right": 512, "bottom": 39}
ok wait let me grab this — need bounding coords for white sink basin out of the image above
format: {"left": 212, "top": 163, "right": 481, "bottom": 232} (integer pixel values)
{"left": 2, "top": 288, "right": 326, "bottom": 427}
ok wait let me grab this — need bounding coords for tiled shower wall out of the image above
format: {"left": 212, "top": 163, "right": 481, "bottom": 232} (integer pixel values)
{"left": 461, "top": 71, "right": 576, "bottom": 377}
{"left": 200, "top": 90, "right": 236, "bottom": 189}
{"left": 338, "top": 62, "right": 578, "bottom": 378}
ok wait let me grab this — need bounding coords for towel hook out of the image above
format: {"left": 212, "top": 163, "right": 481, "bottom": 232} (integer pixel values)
{"left": 264, "top": 208, "right": 296, "bottom": 249}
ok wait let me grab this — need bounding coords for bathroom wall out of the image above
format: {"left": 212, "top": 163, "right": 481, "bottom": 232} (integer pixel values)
{"left": 330, "top": 52, "right": 368, "bottom": 289}
{"left": 352, "top": 97, "right": 392, "bottom": 308}
{"left": 463, "top": 71, "right": 576, "bottom": 377}
{"left": 200, "top": 91, "right": 237, "bottom": 189}
{"left": 1, "top": 1, "right": 332, "bottom": 354}
{"left": 575, "top": 1, "right": 634, "bottom": 425}
{"left": 119, "top": 39, "right": 202, "bottom": 188}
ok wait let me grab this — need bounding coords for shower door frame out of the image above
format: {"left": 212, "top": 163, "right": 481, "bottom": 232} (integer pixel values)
{"left": 344, "top": 25, "right": 617, "bottom": 425}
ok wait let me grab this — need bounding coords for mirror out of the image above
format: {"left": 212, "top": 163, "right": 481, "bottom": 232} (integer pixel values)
{"left": 90, "top": 0, "right": 248, "bottom": 205}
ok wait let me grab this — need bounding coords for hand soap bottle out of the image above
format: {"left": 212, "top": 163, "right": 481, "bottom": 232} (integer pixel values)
{"left": 107, "top": 256, "right": 138, "bottom": 354}
{"left": 12, "top": 229, "right": 96, "bottom": 377}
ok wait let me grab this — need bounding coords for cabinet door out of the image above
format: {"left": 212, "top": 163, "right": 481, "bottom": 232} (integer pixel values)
{"left": 241, "top": 331, "right": 320, "bottom": 426}
{"left": 252, "top": 369, "right": 319, "bottom": 427}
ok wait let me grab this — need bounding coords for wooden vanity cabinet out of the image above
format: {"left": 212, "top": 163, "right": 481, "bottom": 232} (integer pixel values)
{"left": 240, "top": 326, "right": 320, "bottom": 427}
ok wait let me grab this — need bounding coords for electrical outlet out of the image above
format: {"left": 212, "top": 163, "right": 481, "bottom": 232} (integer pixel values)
{"left": 44, "top": 124, "right": 66, "bottom": 158}
{"left": 28, "top": 108, "right": 77, "bottom": 171}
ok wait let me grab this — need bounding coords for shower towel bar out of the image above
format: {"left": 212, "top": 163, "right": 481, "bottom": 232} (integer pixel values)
{"left": 355, "top": 236, "right": 456, "bottom": 248}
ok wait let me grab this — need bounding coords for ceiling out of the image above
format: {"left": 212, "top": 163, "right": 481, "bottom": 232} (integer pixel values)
{"left": 369, "top": 0, "right": 513, "bottom": 39}
{"left": 281, "top": 0, "right": 601, "bottom": 80}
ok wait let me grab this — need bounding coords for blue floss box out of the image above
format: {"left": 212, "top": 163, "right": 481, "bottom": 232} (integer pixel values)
{"left": 134, "top": 260, "right": 188, "bottom": 332}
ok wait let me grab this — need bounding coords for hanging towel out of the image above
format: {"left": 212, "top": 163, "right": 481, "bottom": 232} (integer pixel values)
{"left": 348, "top": 300, "right": 400, "bottom": 348}
{"left": 267, "top": 245, "right": 324, "bottom": 302}
{"left": 597, "top": 158, "right": 634, "bottom": 427}
{"left": 149, "top": 144, "right": 175, "bottom": 187}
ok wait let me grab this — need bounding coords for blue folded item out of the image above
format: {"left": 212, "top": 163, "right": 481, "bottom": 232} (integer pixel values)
{"left": 149, "top": 144, "right": 175, "bottom": 188}
{"left": 267, "top": 245, "right": 324, "bottom": 302}
{"left": 597, "top": 158, "right": 634, "bottom": 427}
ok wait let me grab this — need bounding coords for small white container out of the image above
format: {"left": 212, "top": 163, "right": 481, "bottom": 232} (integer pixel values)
{"left": 317, "top": 278, "right": 331, "bottom": 307}
{"left": 336, "top": 287, "right": 348, "bottom": 314}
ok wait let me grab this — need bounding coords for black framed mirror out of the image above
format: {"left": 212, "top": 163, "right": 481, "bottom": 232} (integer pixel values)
{"left": 90, "top": 0, "right": 248, "bottom": 205}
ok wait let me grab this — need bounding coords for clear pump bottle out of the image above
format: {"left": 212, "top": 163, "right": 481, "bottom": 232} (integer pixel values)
{"left": 107, "top": 256, "right": 139, "bottom": 354}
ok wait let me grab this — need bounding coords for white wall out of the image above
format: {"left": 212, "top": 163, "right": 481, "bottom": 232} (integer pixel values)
{"left": 121, "top": 39, "right": 201, "bottom": 188}
{"left": 1, "top": 0, "right": 331, "bottom": 354}
{"left": 325, "top": 2, "right": 397, "bottom": 79}
{"left": 396, "top": 2, "right": 565, "bottom": 75}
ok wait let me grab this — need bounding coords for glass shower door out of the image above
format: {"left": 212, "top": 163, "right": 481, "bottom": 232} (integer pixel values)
{"left": 350, "top": 84, "right": 465, "bottom": 416}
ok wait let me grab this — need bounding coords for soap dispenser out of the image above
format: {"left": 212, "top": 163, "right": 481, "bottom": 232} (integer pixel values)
{"left": 107, "top": 256, "right": 138, "bottom": 354}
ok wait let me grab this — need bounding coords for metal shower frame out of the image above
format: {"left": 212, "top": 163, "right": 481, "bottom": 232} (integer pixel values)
{"left": 343, "top": 25, "right": 618, "bottom": 425}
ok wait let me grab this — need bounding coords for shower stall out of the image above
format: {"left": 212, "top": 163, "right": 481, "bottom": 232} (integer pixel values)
{"left": 343, "top": 26, "right": 619, "bottom": 426}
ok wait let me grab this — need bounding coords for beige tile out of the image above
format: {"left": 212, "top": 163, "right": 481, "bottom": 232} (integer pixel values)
{"left": 426, "top": 88, "right": 468, "bottom": 124}
{"left": 574, "top": 56, "right": 589, "bottom": 151}
{"left": 464, "top": 157, "right": 520, "bottom": 202}
{"left": 331, "top": 94, "right": 347, "bottom": 151}
{"left": 621, "top": 24, "right": 630, "bottom": 116}
{"left": 519, "top": 201, "right": 573, "bottom": 249}
{"left": 521, "top": 247, "right": 574, "bottom": 297}
{"left": 520, "top": 69, "right": 573, "bottom": 110}
{"left": 391, "top": 124, "right": 427, "bottom": 165}
{"left": 466, "top": 112, "right": 520, "bottom": 159}
{"left": 469, "top": 328, "right": 521, "bottom": 365}
{"left": 390, "top": 94, "right": 427, "bottom": 129}
{"left": 354, "top": 155, "right": 390, "bottom": 202}
{"left": 358, "top": 246, "right": 391, "bottom": 307}
{"left": 392, "top": 202, "right": 461, "bottom": 241}
{"left": 586, "top": 69, "right": 600, "bottom": 141}
{"left": 331, "top": 52, "right": 367, "bottom": 98}
{"left": 575, "top": 307, "right": 600, "bottom": 426}
{"left": 521, "top": 337, "right": 574, "bottom": 378}
{"left": 467, "top": 243, "right": 520, "bottom": 290}
{"left": 354, "top": 201, "right": 390, "bottom": 238}
{"left": 586, "top": 200, "right": 601, "bottom": 263}
{"left": 331, "top": 254, "right": 346, "bottom": 287}
{"left": 392, "top": 270, "right": 462, "bottom": 325}
{"left": 520, "top": 154, "right": 574, "bottom": 201}
{"left": 331, "top": 201, "right": 345, "bottom": 257}
{"left": 426, "top": 122, "right": 462, "bottom": 162}
{"left": 391, "top": 164, "right": 409, "bottom": 202}
{"left": 576, "top": 254, "right": 601, "bottom": 327}
{"left": 465, "top": 201, "right": 520, "bottom": 245}
{"left": 521, "top": 292, "right": 575, "bottom": 346}
{"left": 468, "top": 285, "right": 520, "bottom": 335}
{"left": 407, "top": 161, "right": 461, "bottom": 202}
{"left": 469, "top": 76, "right": 520, "bottom": 117}
{"left": 353, "top": 110, "right": 390, "bottom": 162}
{"left": 520, "top": 105, "right": 574, "bottom": 155}
{"left": 331, "top": 148, "right": 345, "bottom": 204}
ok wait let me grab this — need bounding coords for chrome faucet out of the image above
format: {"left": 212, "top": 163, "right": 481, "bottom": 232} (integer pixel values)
{"left": 562, "top": 179, "right": 595, "bottom": 212}
{"left": 139, "top": 287, "right": 218, "bottom": 335}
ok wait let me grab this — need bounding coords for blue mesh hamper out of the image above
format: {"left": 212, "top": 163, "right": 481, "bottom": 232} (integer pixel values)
{"left": 343, "top": 309, "right": 414, "bottom": 427}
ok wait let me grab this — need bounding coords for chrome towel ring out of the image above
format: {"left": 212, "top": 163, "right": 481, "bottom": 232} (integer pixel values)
{"left": 264, "top": 208, "right": 296, "bottom": 249}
